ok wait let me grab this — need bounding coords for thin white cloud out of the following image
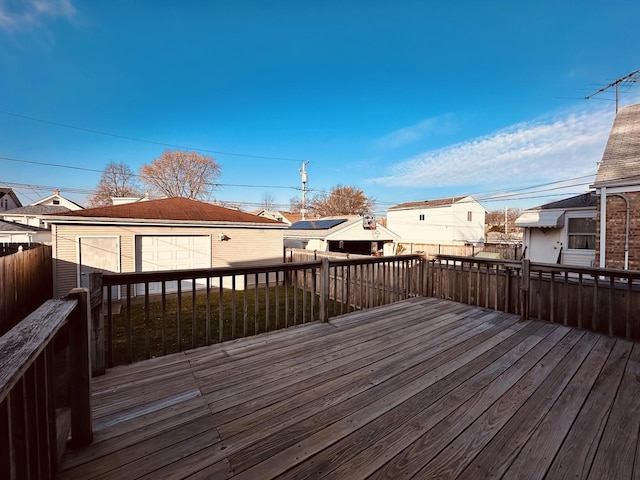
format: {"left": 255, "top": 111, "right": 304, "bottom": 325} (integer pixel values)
{"left": 0, "top": 0, "right": 75, "bottom": 31}
{"left": 368, "top": 106, "right": 615, "bottom": 189}
{"left": 374, "top": 114, "right": 456, "bottom": 149}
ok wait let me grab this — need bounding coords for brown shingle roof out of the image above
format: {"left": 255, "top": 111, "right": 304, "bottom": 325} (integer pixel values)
{"left": 594, "top": 103, "right": 640, "bottom": 187}
{"left": 49, "top": 197, "right": 282, "bottom": 224}
{"left": 389, "top": 196, "right": 467, "bottom": 210}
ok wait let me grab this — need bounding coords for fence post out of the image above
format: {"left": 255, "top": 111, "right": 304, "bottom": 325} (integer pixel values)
{"left": 66, "top": 288, "right": 93, "bottom": 447}
{"left": 319, "top": 257, "right": 330, "bottom": 322}
{"left": 89, "top": 272, "right": 105, "bottom": 376}
{"left": 520, "top": 259, "right": 530, "bottom": 321}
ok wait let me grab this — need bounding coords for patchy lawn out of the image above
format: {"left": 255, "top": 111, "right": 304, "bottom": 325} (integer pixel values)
{"left": 108, "top": 285, "right": 349, "bottom": 366}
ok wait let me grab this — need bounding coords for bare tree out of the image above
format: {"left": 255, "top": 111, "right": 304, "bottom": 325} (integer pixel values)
{"left": 486, "top": 207, "right": 522, "bottom": 233}
{"left": 139, "top": 150, "right": 221, "bottom": 199}
{"left": 309, "top": 185, "right": 374, "bottom": 217}
{"left": 261, "top": 192, "right": 277, "bottom": 211}
{"left": 289, "top": 196, "right": 302, "bottom": 213}
{"left": 88, "top": 162, "right": 141, "bottom": 207}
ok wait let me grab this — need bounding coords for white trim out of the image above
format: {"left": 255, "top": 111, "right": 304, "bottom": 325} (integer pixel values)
{"left": 599, "top": 186, "right": 607, "bottom": 267}
{"left": 564, "top": 211, "right": 597, "bottom": 253}
{"left": 594, "top": 184, "right": 640, "bottom": 194}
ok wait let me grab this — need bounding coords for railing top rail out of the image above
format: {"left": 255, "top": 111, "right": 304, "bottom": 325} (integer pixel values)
{"left": 328, "top": 254, "right": 422, "bottom": 267}
{"left": 102, "top": 260, "right": 323, "bottom": 286}
{"left": 528, "top": 261, "right": 640, "bottom": 279}
{"left": 102, "top": 255, "right": 424, "bottom": 286}
{"left": 0, "top": 298, "right": 78, "bottom": 404}
{"left": 434, "top": 253, "right": 640, "bottom": 280}
{"left": 435, "top": 254, "right": 522, "bottom": 269}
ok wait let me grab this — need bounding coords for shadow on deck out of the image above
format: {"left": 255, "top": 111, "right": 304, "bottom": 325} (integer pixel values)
{"left": 57, "top": 297, "right": 640, "bottom": 479}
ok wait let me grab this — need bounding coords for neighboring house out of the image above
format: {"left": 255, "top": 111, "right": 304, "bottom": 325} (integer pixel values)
{"left": 386, "top": 196, "right": 487, "bottom": 246}
{"left": 592, "top": 103, "right": 640, "bottom": 270}
{"left": 252, "top": 210, "right": 304, "bottom": 226}
{"left": 515, "top": 192, "right": 597, "bottom": 267}
{"left": 0, "top": 188, "right": 22, "bottom": 212}
{"left": 285, "top": 216, "right": 401, "bottom": 256}
{"left": 0, "top": 219, "right": 50, "bottom": 244}
{"left": 3, "top": 189, "right": 83, "bottom": 229}
{"left": 45, "top": 197, "right": 287, "bottom": 297}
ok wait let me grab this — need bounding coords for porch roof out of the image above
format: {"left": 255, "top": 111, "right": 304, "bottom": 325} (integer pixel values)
{"left": 515, "top": 210, "right": 565, "bottom": 228}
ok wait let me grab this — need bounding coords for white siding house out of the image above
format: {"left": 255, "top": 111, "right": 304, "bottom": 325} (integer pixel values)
{"left": 515, "top": 192, "right": 597, "bottom": 267}
{"left": 3, "top": 190, "right": 83, "bottom": 229}
{"left": 386, "top": 196, "right": 486, "bottom": 246}
{"left": 0, "top": 188, "right": 22, "bottom": 212}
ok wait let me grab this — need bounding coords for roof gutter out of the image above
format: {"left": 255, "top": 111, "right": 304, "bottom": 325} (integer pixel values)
{"left": 42, "top": 216, "right": 287, "bottom": 229}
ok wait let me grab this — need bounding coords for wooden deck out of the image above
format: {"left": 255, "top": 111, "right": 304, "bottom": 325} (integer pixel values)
{"left": 57, "top": 297, "right": 640, "bottom": 479}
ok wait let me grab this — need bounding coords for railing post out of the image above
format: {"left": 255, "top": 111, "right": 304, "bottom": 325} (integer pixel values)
{"left": 66, "top": 288, "right": 93, "bottom": 447}
{"left": 520, "top": 259, "right": 530, "bottom": 321}
{"left": 319, "top": 257, "right": 330, "bottom": 322}
{"left": 89, "top": 272, "right": 105, "bottom": 377}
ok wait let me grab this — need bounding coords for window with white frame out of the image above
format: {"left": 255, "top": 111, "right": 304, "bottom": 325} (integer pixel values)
{"left": 467, "top": 211, "right": 472, "bottom": 222}
{"left": 419, "top": 214, "right": 425, "bottom": 221}
{"left": 567, "top": 217, "right": 596, "bottom": 250}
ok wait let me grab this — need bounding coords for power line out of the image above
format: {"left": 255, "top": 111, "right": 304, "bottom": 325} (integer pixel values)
{"left": 0, "top": 156, "right": 300, "bottom": 191}
{"left": 0, "top": 109, "right": 307, "bottom": 162}
{"left": 0, "top": 156, "right": 104, "bottom": 173}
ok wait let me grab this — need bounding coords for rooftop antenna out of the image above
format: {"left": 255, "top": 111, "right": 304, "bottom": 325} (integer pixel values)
{"left": 299, "top": 161, "right": 309, "bottom": 220}
{"left": 585, "top": 69, "right": 640, "bottom": 113}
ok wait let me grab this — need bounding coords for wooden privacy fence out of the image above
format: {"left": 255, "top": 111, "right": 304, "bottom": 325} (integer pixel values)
{"left": 429, "top": 254, "right": 640, "bottom": 341}
{"left": 99, "top": 255, "right": 422, "bottom": 367}
{"left": 0, "top": 245, "right": 53, "bottom": 336}
{"left": 0, "top": 288, "right": 93, "bottom": 480}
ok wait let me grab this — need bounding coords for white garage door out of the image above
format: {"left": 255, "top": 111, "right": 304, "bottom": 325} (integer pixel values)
{"left": 135, "top": 235, "right": 211, "bottom": 294}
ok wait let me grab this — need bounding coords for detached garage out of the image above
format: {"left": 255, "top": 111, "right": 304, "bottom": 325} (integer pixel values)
{"left": 46, "top": 197, "right": 286, "bottom": 297}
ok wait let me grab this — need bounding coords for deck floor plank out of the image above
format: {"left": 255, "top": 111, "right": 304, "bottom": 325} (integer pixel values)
{"left": 55, "top": 297, "right": 640, "bottom": 480}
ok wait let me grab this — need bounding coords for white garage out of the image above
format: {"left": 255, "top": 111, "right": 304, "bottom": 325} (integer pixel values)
{"left": 135, "top": 235, "right": 211, "bottom": 294}
{"left": 46, "top": 197, "right": 286, "bottom": 298}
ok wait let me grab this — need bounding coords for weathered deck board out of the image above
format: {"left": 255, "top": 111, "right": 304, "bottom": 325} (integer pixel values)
{"left": 57, "top": 297, "right": 640, "bottom": 479}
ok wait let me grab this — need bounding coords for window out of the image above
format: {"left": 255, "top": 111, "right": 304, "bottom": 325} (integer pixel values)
{"left": 419, "top": 214, "right": 425, "bottom": 221}
{"left": 567, "top": 217, "right": 596, "bottom": 250}
{"left": 53, "top": 199, "right": 60, "bottom": 205}
{"left": 467, "top": 211, "right": 472, "bottom": 222}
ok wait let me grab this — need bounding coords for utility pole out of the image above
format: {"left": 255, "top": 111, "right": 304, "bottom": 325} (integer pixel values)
{"left": 504, "top": 205, "right": 508, "bottom": 235}
{"left": 585, "top": 69, "right": 640, "bottom": 113}
{"left": 299, "top": 161, "right": 309, "bottom": 220}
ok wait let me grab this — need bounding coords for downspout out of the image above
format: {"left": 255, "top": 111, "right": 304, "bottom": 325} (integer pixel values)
{"left": 612, "top": 193, "right": 630, "bottom": 270}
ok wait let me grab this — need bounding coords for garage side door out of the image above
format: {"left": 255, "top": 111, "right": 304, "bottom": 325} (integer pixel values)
{"left": 135, "top": 235, "right": 211, "bottom": 294}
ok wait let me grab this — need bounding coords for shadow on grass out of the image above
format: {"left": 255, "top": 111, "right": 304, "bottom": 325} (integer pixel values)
{"left": 109, "top": 285, "right": 350, "bottom": 366}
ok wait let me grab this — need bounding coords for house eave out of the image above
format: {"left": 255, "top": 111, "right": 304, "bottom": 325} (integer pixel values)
{"left": 43, "top": 216, "right": 288, "bottom": 229}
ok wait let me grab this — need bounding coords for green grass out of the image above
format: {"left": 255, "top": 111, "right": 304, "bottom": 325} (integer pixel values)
{"left": 109, "top": 285, "right": 349, "bottom": 366}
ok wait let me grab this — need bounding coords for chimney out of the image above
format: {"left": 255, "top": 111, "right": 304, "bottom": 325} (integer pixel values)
{"left": 54, "top": 189, "right": 60, "bottom": 195}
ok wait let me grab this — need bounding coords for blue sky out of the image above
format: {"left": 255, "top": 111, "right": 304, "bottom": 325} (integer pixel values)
{"left": 1, "top": 0, "right": 639, "bottom": 216}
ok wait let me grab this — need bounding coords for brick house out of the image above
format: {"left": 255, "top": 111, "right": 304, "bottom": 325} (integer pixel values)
{"left": 592, "top": 103, "right": 640, "bottom": 270}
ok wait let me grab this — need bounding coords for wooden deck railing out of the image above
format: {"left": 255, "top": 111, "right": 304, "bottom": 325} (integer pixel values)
{"left": 430, "top": 254, "right": 640, "bottom": 340}
{"left": 100, "top": 255, "right": 422, "bottom": 367}
{"left": 0, "top": 289, "right": 93, "bottom": 480}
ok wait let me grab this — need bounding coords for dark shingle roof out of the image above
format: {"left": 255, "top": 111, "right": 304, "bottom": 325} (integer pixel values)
{"left": 537, "top": 192, "right": 598, "bottom": 210}
{"left": 389, "top": 196, "right": 467, "bottom": 210}
{"left": 594, "top": 103, "right": 640, "bottom": 187}
{"left": 4, "top": 205, "right": 71, "bottom": 216}
{"left": 48, "top": 197, "right": 282, "bottom": 224}
{"left": 0, "top": 220, "right": 48, "bottom": 232}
